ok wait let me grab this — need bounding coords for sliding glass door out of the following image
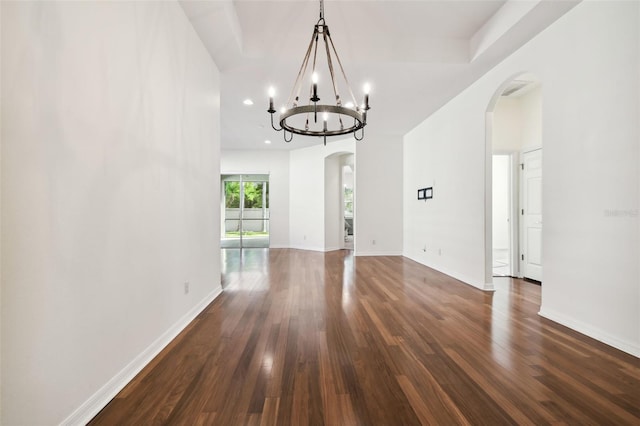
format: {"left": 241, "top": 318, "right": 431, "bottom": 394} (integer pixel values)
{"left": 221, "top": 174, "right": 269, "bottom": 249}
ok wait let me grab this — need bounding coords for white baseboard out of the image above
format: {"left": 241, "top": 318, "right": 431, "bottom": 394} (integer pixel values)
{"left": 538, "top": 308, "right": 640, "bottom": 358}
{"left": 324, "top": 246, "right": 341, "bottom": 252}
{"left": 402, "top": 252, "right": 494, "bottom": 292}
{"left": 354, "top": 251, "right": 403, "bottom": 257}
{"left": 60, "top": 286, "right": 224, "bottom": 426}
{"left": 288, "top": 244, "right": 326, "bottom": 252}
{"left": 265, "top": 246, "right": 401, "bottom": 256}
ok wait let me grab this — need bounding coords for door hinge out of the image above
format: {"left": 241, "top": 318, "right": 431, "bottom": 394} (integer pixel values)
{"left": 521, "top": 254, "right": 524, "bottom": 261}
{"left": 520, "top": 163, "right": 524, "bottom": 170}
{"left": 521, "top": 209, "right": 524, "bottom": 215}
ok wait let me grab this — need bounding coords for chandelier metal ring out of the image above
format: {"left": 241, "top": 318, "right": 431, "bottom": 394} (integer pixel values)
{"left": 279, "top": 105, "right": 365, "bottom": 137}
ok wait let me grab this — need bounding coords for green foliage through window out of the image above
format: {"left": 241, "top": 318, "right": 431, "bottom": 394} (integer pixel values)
{"left": 344, "top": 187, "right": 353, "bottom": 215}
{"left": 225, "top": 181, "right": 269, "bottom": 209}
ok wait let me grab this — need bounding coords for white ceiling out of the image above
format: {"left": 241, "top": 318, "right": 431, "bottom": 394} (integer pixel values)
{"left": 180, "top": 0, "right": 578, "bottom": 150}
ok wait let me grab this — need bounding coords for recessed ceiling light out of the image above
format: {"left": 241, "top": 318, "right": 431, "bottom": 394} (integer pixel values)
{"left": 264, "top": 140, "right": 272, "bottom": 144}
{"left": 243, "top": 99, "right": 254, "bottom": 106}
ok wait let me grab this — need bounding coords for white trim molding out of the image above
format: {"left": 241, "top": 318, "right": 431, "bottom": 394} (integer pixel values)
{"left": 60, "top": 286, "right": 224, "bottom": 426}
{"left": 355, "top": 251, "right": 403, "bottom": 257}
{"left": 324, "top": 246, "right": 342, "bottom": 252}
{"left": 268, "top": 244, "right": 290, "bottom": 249}
{"left": 288, "top": 245, "right": 327, "bottom": 252}
{"left": 539, "top": 308, "right": 640, "bottom": 358}
{"left": 403, "top": 253, "right": 495, "bottom": 292}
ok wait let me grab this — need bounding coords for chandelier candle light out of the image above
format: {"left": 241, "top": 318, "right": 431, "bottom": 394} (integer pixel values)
{"left": 267, "top": 0, "right": 370, "bottom": 145}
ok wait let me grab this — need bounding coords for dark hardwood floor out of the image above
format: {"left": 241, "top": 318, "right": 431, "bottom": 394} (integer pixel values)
{"left": 90, "top": 249, "right": 640, "bottom": 425}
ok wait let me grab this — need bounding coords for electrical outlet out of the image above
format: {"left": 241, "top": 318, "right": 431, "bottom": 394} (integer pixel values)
{"left": 422, "top": 245, "right": 427, "bottom": 252}
{"left": 184, "top": 282, "right": 190, "bottom": 295}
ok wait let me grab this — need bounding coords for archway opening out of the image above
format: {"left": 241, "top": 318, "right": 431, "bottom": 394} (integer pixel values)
{"left": 485, "top": 73, "right": 543, "bottom": 288}
{"left": 324, "top": 152, "right": 355, "bottom": 251}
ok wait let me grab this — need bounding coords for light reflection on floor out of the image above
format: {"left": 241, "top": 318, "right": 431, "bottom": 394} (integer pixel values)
{"left": 221, "top": 248, "right": 271, "bottom": 291}
{"left": 489, "top": 276, "right": 541, "bottom": 371}
{"left": 341, "top": 250, "right": 355, "bottom": 310}
{"left": 221, "top": 236, "right": 270, "bottom": 249}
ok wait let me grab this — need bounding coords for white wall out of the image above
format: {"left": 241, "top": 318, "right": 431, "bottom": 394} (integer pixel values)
{"left": 221, "top": 150, "right": 290, "bottom": 248}
{"left": 289, "top": 139, "right": 354, "bottom": 251}
{"left": 404, "top": 1, "right": 639, "bottom": 356}
{"left": 493, "top": 98, "right": 523, "bottom": 151}
{"left": 287, "top": 134, "right": 403, "bottom": 256}
{"left": 520, "top": 87, "right": 542, "bottom": 151}
{"left": 354, "top": 134, "right": 404, "bottom": 256}
{"left": 492, "top": 87, "right": 542, "bottom": 153}
{"left": 1, "top": 2, "right": 221, "bottom": 424}
{"left": 324, "top": 154, "right": 342, "bottom": 251}
{"left": 403, "top": 106, "right": 486, "bottom": 287}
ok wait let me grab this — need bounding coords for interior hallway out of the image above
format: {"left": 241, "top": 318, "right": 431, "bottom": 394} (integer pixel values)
{"left": 90, "top": 249, "right": 640, "bottom": 425}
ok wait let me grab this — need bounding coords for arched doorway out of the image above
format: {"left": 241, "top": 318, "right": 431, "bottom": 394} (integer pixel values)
{"left": 324, "top": 152, "right": 355, "bottom": 251}
{"left": 485, "top": 73, "right": 543, "bottom": 287}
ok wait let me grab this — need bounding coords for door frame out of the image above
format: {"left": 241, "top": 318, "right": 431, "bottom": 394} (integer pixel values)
{"left": 341, "top": 162, "right": 354, "bottom": 250}
{"left": 492, "top": 151, "right": 520, "bottom": 278}
{"left": 324, "top": 152, "right": 355, "bottom": 252}
{"left": 221, "top": 173, "right": 270, "bottom": 249}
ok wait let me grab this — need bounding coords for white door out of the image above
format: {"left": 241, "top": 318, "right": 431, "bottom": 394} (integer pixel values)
{"left": 521, "top": 149, "right": 542, "bottom": 281}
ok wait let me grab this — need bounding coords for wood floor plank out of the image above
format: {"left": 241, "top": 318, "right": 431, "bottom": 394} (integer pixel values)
{"left": 336, "top": 394, "right": 358, "bottom": 426}
{"left": 259, "top": 397, "right": 279, "bottom": 426}
{"left": 89, "top": 249, "right": 640, "bottom": 425}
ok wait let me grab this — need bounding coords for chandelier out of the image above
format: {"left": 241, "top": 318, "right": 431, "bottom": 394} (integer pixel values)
{"left": 267, "top": 0, "right": 370, "bottom": 145}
